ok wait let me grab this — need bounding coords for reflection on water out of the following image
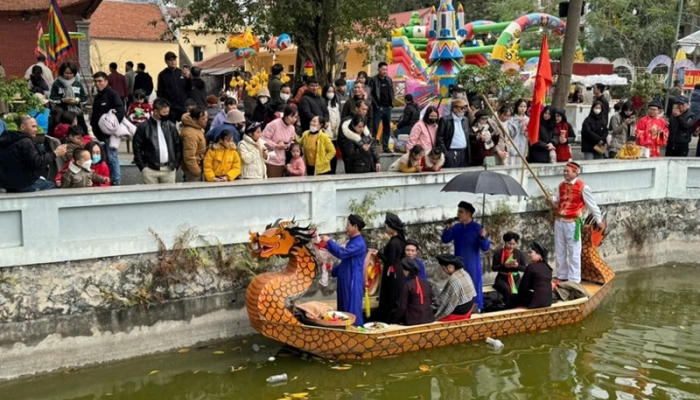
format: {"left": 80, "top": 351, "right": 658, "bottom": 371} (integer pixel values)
{"left": 2, "top": 265, "right": 699, "bottom": 400}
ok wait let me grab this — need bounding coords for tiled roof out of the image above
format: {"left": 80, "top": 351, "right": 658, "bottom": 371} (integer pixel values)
{"left": 195, "top": 51, "right": 243, "bottom": 70}
{"left": 0, "top": 0, "right": 86, "bottom": 12}
{"left": 91, "top": 1, "right": 170, "bottom": 41}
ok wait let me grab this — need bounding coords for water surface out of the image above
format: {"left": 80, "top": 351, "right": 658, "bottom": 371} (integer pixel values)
{"left": 2, "top": 265, "right": 699, "bottom": 400}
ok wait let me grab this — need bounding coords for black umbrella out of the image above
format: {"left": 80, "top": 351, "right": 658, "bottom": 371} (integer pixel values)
{"left": 441, "top": 170, "right": 528, "bottom": 221}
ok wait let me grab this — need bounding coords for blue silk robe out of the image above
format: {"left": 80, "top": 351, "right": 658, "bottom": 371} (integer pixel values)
{"left": 327, "top": 235, "right": 367, "bottom": 326}
{"left": 441, "top": 221, "right": 491, "bottom": 310}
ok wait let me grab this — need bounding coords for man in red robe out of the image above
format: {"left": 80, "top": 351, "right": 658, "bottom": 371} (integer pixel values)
{"left": 552, "top": 162, "right": 605, "bottom": 283}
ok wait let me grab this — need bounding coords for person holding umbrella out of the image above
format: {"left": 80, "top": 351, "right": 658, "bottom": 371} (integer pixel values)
{"left": 441, "top": 201, "right": 490, "bottom": 311}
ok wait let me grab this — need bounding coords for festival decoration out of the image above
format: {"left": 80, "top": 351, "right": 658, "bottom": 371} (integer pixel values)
{"left": 304, "top": 60, "right": 314, "bottom": 76}
{"left": 47, "top": 0, "right": 74, "bottom": 67}
{"left": 277, "top": 34, "right": 292, "bottom": 50}
{"left": 227, "top": 28, "right": 261, "bottom": 60}
{"left": 230, "top": 69, "right": 290, "bottom": 97}
{"left": 527, "top": 35, "right": 552, "bottom": 145}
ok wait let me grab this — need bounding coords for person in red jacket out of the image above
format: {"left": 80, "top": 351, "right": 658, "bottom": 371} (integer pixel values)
{"left": 55, "top": 141, "right": 111, "bottom": 187}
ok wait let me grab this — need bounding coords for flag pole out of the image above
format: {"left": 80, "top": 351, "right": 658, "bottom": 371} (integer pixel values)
{"left": 482, "top": 97, "right": 555, "bottom": 209}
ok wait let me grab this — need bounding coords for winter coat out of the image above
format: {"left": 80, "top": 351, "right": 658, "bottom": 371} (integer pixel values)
{"left": 397, "top": 101, "right": 420, "bottom": 129}
{"left": 338, "top": 118, "right": 379, "bottom": 173}
{"left": 157, "top": 67, "right": 192, "bottom": 112}
{"left": 581, "top": 113, "right": 608, "bottom": 153}
{"left": 298, "top": 130, "right": 335, "bottom": 175}
{"left": 389, "top": 152, "right": 422, "bottom": 173}
{"left": 691, "top": 88, "right": 700, "bottom": 119}
{"left": 90, "top": 87, "right": 125, "bottom": 141}
{"left": 237, "top": 134, "right": 269, "bottom": 179}
{"left": 298, "top": 91, "right": 330, "bottom": 131}
{"left": 134, "top": 71, "right": 154, "bottom": 96}
{"left": 268, "top": 76, "right": 283, "bottom": 103}
{"left": 669, "top": 109, "right": 695, "bottom": 146}
{"left": 286, "top": 156, "right": 306, "bottom": 176}
{"left": 61, "top": 162, "right": 109, "bottom": 188}
{"left": 340, "top": 96, "right": 374, "bottom": 131}
{"left": 508, "top": 115, "right": 530, "bottom": 158}
{"left": 261, "top": 118, "right": 296, "bottom": 166}
{"left": 49, "top": 78, "right": 87, "bottom": 112}
{"left": 608, "top": 112, "right": 636, "bottom": 152}
{"left": 132, "top": 117, "right": 183, "bottom": 171}
{"left": 327, "top": 102, "right": 341, "bottom": 140}
{"left": 0, "top": 131, "right": 56, "bottom": 191}
{"left": 188, "top": 78, "right": 208, "bottom": 107}
{"left": 421, "top": 153, "right": 445, "bottom": 171}
{"left": 407, "top": 120, "right": 438, "bottom": 154}
{"left": 367, "top": 74, "right": 395, "bottom": 108}
{"left": 55, "top": 160, "right": 111, "bottom": 187}
{"left": 203, "top": 143, "right": 241, "bottom": 182}
{"left": 180, "top": 113, "right": 207, "bottom": 177}
{"left": 528, "top": 116, "right": 556, "bottom": 163}
{"left": 108, "top": 71, "right": 128, "bottom": 99}
{"left": 436, "top": 113, "right": 472, "bottom": 162}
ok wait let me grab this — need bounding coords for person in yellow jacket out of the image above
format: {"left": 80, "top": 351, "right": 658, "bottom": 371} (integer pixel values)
{"left": 298, "top": 116, "right": 335, "bottom": 175}
{"left": 389, "top": 144, "right": 425, "bottom": 173}
{"left": 203, "top": 130, "right": 242, "bottom": 182}
{"left": 615, "top": 135, "right": 641, "bottom": 160}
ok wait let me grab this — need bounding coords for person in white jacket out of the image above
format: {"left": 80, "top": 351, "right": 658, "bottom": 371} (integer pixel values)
{"left": 237, "top": 122, "right": 269, "bottom": 179}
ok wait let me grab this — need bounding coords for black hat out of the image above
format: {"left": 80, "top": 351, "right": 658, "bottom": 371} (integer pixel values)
{"left": 405, "top": 239, "right": 421, "bottom": 250}
{"left": 164, "top": 51, "right": 177, "bottom": 61}
{"left": 530, "top": 241, "right": 549, "bottom": 261}
{"left": 436, "top": 254, "right": 464, "bottom": 270}
{"left": 401, "top": 257, "right": 420, "bottom": 277}
{"left": 675, "top": 95, "right": 689, "bottom": 105}
{"left": 458, "top": 201, "right": 476, "bottom": 215}
{"left": 648, "top": 100, "right": 663, "bottom": 110}
{"left": 384, "top": 212, "right": 405, "bottom": 232}
{"left": 474, "top": 110, "right": 490, "bottom": 121}
{"left": 348, "top": 214, "right": 366, "bottom": 230}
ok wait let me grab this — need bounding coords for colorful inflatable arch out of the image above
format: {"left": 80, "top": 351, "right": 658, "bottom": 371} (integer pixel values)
{"left": 491, "top": 13, "right": 567, "bottom": 64}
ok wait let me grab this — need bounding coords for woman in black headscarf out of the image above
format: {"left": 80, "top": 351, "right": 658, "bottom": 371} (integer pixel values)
{"left": 375, "top": 212, "right": 407, "bottom": 322}
{"left": 392, "top": 257, "right": 434, "bottom": 325}
{"left": 505, "top": 241, "right": 553, "bottom": 309}
{"left": 527, "top": 106, "right": 556, "bottom": 163}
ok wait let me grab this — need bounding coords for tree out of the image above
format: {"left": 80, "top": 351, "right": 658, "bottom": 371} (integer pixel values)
{"left": 553, "top": 0, "right": 584, "bottom": 108}
{"left": 166, "top": 0, "right": 404, "bottom": 86}
{"left": 0, "top": 77, "right": 45, "bottom": 131}
{"left": 456, "top": 64, "right": 530, "bottom": 106}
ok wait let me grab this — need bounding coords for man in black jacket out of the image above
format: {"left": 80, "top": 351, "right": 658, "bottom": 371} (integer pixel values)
{"left": 134, "top": 63, "right": 154, "bottom": 97}
{"left": 436, "top": 98, "right": 471, "bottom": 168}
{"left": 91, "top": 71, "right": 125, "bottom": 185}
{"left": 667, "top": 96, "right": 695, "bottom": 157}
{"left": 368, "top": 62, "right": 395, "bottom": 152}
{"left": 593, "top": 83, "right": 609, "bottom": 122}
{"left": 393, "top": 93, "right": 419, "bottom": 137}
{"left": 157, "top": 51, "right": 192, "bottom": 123}
{"left": 132, "top": 98, "right": 182, "bottom": 184}
{"left": 0, "top": 116, "right": 67, "bottom": 192}
{"left": 298, "top": 77, "right": 329, "bottom": 131}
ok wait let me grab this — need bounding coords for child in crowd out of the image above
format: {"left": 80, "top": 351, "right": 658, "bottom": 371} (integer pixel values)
{"left": 56, "top": 141, "right": 111, "bottom": 187}
{"left": 422, "top": 147, "right": 445, "bottom": 172}
{"left": 389, "top": 144, "right": 425, "bottom": 173}
{"left": 238, "top": 122, "right": 269, "bottom": 179}
{"left": 52, "top": 111, "right": 77, "bottom": 141}
{"left": 553, "top": 108, "right": 575, "bottom": 162}
{"left": 203, "top": 130, "right": 241, "bottom": 182}
{"left": 298, "top": 115, "right": 335, "bottom": 176}
{"left": 60, "top": 148, "right": 110, "bottom": 188}
{"left": 127, "top": 90, "right": 152, "bottom": 126}
{"left": 615, "top": 136, "right": 642, "bottom": 160}
{"left": 404, "top": 239, "right": 428, "bottom": 280}
{"left": 286, "top": 142, "right": 306, "bottom": 176}
{"left": 60, "top": 126, "right": 85, "bottom": 164}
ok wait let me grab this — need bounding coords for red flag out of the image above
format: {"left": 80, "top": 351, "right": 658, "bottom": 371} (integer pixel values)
{"left": 527, "top": 35, "right": 553, "bottom": 144}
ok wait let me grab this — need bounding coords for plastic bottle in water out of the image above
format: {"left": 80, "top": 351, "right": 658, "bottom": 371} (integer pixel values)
{"left": 485, "top": 337, "right": 504, "bottom": 350}
{"left": 266, "top": 373, "right": 288, "bottom": 384}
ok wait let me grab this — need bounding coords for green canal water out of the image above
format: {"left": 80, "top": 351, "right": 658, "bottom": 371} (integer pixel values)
{"left": 2, "top": 265, "right": 699, "bottom": 400}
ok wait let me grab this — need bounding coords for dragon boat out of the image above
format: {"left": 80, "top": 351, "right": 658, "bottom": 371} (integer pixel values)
{"left": 245, "top": 218, "right": 614, "bottom": 361}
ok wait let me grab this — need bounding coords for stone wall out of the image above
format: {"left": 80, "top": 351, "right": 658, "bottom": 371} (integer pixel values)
{"left": 2, "top": 196, "right": 700, "bottom": 380}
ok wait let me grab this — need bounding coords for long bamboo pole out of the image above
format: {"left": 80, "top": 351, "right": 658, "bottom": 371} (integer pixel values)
{"left": 482, "top": 97, "right": 555, "bottom": 210}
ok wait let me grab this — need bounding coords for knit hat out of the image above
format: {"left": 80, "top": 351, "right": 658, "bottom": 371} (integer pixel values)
{"left": 206, "top": 95, "right": 219, "bottom": 105}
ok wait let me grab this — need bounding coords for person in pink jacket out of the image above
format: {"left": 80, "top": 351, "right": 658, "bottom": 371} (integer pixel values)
{"left": 407, "top": 105, "right": 439, "bottom": 154}
{"left": 635, "top": 101, "right": 668, "bottom": 158}
{"left": 261, "top": 105, "right": 299, "bottom": 177}
{"left": 286, "top": 143, "right": 306, "bottom": 176}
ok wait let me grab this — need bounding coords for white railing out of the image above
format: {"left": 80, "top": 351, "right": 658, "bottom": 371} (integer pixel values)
{"left": 1, "top": 158, "right": 698, "bottom": 268}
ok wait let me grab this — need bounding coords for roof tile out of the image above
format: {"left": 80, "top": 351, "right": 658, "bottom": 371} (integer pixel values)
{"left": 91, "top": 1, "right": 170, "bottom": 41}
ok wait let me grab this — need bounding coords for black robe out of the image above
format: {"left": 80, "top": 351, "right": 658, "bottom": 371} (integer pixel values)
{"left": 377, "top": 235, "right": 406, "bottom": 322}
{"left": 491, "top": 248, "right": 528, "bottom": 301}
{"left": 506, "top": 261, "right": 553, "bottom": 309}
{"left": 393, "top": 276, "right": 434, "bottom": 325}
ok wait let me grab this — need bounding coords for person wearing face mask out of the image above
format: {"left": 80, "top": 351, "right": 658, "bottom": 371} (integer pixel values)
{"left": 298, "top": 77, "right": 329, "bottom": 132}
{"left": 56, "top": 140, "right": 111, "bottom": 187}
{"left": 635, "top": 101, "right": 668, "bottom": 158}
{"left": 608, "top": 100, "right": 636, "bottom": 159}
{"left": 251, "top": 88, "right": 273, "bottom": 126}
{"left": 408, "top": 105, "right": 439, "bottom": 155}
{"left": 581, "top": 101, "right": 609, "bottom": 160}
{"left": 298, "top": 115, "right": 335, "bottom": 175}
{"left": 436, "top": 98, "right": 472, "bottom": 168}
{"left": 60, "top": 148, "right": 110, "bottom": 188}
{"left": 133, "top": 98, "right": 183, "bottom": 184}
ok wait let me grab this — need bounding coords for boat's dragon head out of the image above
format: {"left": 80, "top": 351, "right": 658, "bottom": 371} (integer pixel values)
{"left": 249, "top": 218, "right": 314, "bottom": 259}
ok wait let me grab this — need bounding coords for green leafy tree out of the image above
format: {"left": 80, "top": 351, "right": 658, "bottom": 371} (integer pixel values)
{"left": 166, "top": 0, "right": 405, "bottom": 86}
{"left": 0, "top": 77, "right": 45, "bottom": 130}
{"left": 456, "top": 64, "right": 529, "bottom": 105}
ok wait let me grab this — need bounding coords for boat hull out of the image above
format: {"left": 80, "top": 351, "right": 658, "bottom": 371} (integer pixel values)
{"left": 258, "top": 280, "right": 612, "bottom": 360}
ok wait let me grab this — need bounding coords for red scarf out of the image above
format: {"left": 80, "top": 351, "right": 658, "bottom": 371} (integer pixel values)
{"left": 415, "top": 277, "right": 424, "bottom": 304}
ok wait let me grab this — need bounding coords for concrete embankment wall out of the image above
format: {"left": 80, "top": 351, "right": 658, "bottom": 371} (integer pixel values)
{"left": 1, "top": 159, "right": 699, "bottom": 380}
